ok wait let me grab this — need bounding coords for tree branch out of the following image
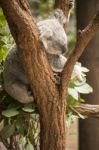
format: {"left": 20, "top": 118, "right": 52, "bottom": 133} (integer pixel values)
{"left": 55, "top": 0, "right": 74, "bottom": 30}
{"left": 74, "top": 104, "right": 99, "bottom": 118}
{"left": 55, "top": 0, "right": 73, "bottom": 17}
{"left": 61, "top": 11, "right": 99, "bottom": 99}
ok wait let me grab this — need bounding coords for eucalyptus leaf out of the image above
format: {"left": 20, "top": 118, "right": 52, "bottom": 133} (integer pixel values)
{"left": 2, "top": 108, "right": 19, "bottom": 117}
{"left": 18, "top": 137, "right": 27, "bottom": 150}
{"left": 15, "top": 118, "right": 25, "bottom": 134}
{"left": 22, "top": 104, "right": 34, "bottom": 113}
{"left": 0, "top": 124, "right": 15, "bottom": 140}
{"left": 0, "top": 47, "right": 7, "bottom": 60}
{"left": 77, "top": 113, "right": 86, "bottom": 119}
{"left": 68, "top": 88, "right": 79, "bottom": 100}
{"left": 81, "top": 67, "right": 89, "bottom": 72}
{"left": 26, "top": 142, "right": 34, "bottom": 150}
{"left": 75, "top": 83, "right": 93, "bottom": 94}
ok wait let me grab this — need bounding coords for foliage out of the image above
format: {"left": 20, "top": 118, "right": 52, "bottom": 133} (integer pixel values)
{"left": 0, "top": 4, "right": 93, "bottom": 150}
{"left": 0, "top": 9, "right": 14, "bottom": 61}
{"left": 67, "top": 63, "right": 93, "bottom": 126}
{"left": 29, "top": 0, "right": 54, "bottom": 17}
{"left": 0, "top": 99, "right": 40, "bottom": 149}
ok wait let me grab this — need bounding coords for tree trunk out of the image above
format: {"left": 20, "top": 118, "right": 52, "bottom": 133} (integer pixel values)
{"left": 40, "top": 99, "right": 67, "bottom": 150}
{"left": 0, "top": 1, "right": 67, "bottom": 150}
{"left": 77, "top": 1, "right": 99, "bottom": 150}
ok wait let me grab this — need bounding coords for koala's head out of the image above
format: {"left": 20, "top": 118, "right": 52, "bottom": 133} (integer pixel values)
{"left": 38, "top": 9, "right": 68, "bottom": 55}
{"left": 45, "top": 21, "right": 68, "bottom": 55}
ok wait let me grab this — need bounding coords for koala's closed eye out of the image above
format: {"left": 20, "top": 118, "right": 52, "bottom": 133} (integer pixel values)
{"left": 47, "top": 36, "right": 52, "bottom": 40}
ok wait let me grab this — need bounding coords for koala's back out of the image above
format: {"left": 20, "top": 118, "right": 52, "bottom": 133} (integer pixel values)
{"left": 3, "top": 46, "right": 28, "bottom": 85}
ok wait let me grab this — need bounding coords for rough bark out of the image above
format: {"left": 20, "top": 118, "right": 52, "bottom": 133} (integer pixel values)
{"left": 77, "top": 1, "right": 99, "bottom": 150}
{"left": 74, "top": 104, "right": 99, "bottom": 118}
{"left": 0, "top": 1, "right": 66, "bottom": 150}
{"left": 0, "top": 0, "right": 99, "bottom": 150}
{"left": 54, "top": 0, "right": 73, "bottom": 18}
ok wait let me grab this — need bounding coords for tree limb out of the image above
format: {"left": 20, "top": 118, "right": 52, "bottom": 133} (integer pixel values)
{"left": 74, "top": 104, "right": 99, "bottom": 118}
{"left": 61, "top": 11, "right": 99, "bottom": 99}
{"left": 55, "top": 0, "right": 74, "bottom": 30}
{"left": 55, "top": 0, "right": 73, "bottom": 17}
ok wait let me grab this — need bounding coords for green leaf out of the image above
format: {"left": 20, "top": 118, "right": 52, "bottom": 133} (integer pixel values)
{"left": 75, "top": 83, "right": 93, "bottom": 94}
{"left": 2, "top": 108, "right": 19, "bottom": 117}
{"left": 0, "top": 46, "right": 7, "bottom": 60}
{"left": 0, "top": 124, "right": 15, "bottom": 140}
{"left": 22, "top": 104, "right": 34, "bottom": 113}
{"left": 77, "top": 112, "right": 86, "bottom": 119}
{"left": 68, "top": 88, "right": 78, "bottom": 100}
{"left": 8, "top": 102, "right": 22, "bottom": 109}
{"left": 67, "top": 95, "right": 79, "bottom": 107}
{"left": 18, "top": 137, "right": 27, "bottom": 149}
{"left": 81, "top": 67, "right": 89, "bottom": 72}
{"left": 74, "top": 80, "right": 86, "bottom": 86}
{"left": 0, "top": 9, "right": 6, "bottom": 25}
{"left": 26, "top": 142, "right": 34, "bottom": 150}
{"left": 15, "top": 118, "right": 25, "bottom": 134}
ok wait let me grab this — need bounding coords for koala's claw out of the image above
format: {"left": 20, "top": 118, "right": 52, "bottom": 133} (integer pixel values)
{"left": 53, "top": 73, "right": 60, "bottom": 85}
{"left": 28, "top": 95, "right": 34, "bottom": 103}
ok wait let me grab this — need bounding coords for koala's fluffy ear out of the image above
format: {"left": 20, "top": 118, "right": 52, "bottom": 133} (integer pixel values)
{"left": 50, "top": 9, "right": 66, "bottom": 25}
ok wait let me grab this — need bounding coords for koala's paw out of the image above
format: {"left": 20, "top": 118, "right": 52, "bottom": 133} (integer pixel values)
{"left": 53, "top": 73, "right": 60, "bottom": 85}
{"left": 22, "top": 95, "right": 34, "bottom": 104}
{"left": 28, "top": 95, "right": 34, "bottom": 103}
{"left": 27, "top": 89, "right": 34, "bottom": 103}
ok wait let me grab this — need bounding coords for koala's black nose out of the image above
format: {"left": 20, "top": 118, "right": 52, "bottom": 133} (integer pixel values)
{"left": 61, "top": 45, "right": 67, "bottom": 54}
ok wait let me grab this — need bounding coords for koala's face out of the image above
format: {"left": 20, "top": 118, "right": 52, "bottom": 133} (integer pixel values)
{"left": 38, "top": 15, "right": 68, "bottom": 55}
{"left": 44, "top": 21, "right": 68, "bottom": 55}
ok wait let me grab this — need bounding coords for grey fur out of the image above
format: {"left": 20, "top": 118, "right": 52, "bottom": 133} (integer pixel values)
{"left": 3, "top": 9, "right": 67, "bottom": 103}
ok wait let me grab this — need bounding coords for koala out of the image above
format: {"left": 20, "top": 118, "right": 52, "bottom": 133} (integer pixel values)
{"left": 3, "top": 9, "right": 68, "bottom": 103}
{"left": 37, "top": 9, "right": 67, "bottom": 55}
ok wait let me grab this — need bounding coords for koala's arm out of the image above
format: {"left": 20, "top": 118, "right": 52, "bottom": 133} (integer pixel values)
{"left": 3, "top": 46, "right": 34, "bottom": 103}
{"left": 48, "top": 54, "right": 83, "bottom": 82}
{"left": 47, "top": 54, "right": 67, "bottom": 73}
